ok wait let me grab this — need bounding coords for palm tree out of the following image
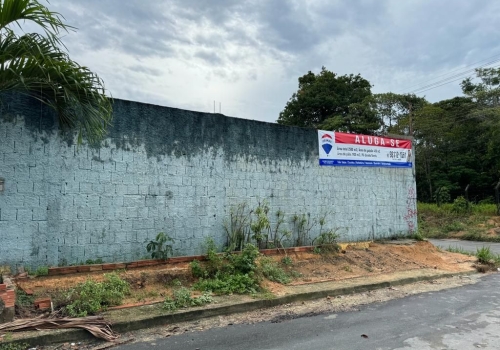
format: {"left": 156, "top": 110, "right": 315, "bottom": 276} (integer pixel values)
{"left": 0, "top": 0, "right": 112, "bottom": 144}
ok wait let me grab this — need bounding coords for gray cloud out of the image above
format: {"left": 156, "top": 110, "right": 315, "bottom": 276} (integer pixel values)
{"left": 46, "top": 0, "right": 500, "bottom": 122}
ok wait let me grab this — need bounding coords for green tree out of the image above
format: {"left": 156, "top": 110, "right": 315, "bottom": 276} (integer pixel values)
{"left": 277, "top": 67, "right": 381, "bottom": 134}
{"left": 461, "top": 68, "right": 500, "bottom": 192}
{"left": 0, "top": 0, "right": 112, "bottom": 143}
{"left": 372, "top": 93, "right": 427, "bottom": 135}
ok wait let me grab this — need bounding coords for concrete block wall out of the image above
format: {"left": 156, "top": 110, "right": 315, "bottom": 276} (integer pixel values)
{"left": 0, "top": 94, "right": 417, "bottom": 269}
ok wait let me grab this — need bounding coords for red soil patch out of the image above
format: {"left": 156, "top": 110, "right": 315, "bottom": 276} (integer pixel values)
{"left": 15, "top": 241, "right": 475, "bottom": 308}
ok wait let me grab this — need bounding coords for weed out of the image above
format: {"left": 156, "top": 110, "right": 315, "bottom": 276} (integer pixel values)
{"left": 225, "top": 201, "right": 290, "bottom": 251}
{"left": 313, "top": 246, "right": 322, "bottom": 254}
{"left": 25, "top": 265, "right": 49, "bottom": 277}
{"left": 85, "top": 258, "right": 104, "bottom": 265}
{"left": 34, "top": 266, "right": 49, "bottom": 276}
{"left": 259, "top": 257, "right": 291, "bottom": 284}
{"left": 476, "top": 246, "right": 500, "bottom": 265}
{"left": 411, "top": 232, "right": 426, "bottom": 241}
{"left": 162, "top": 289, "right": 213, "bottom": 312}
{"left": 292, "top": 213, "right": 315, "bottom": 246}
{"left": 0, "top": 341, "right": 28, "bottom": 350}
{"left": 191, "top": 240, "right": 260, "bottom": 295}
{"left": 146, "top": 232, "right": 174, "bottom": 260}
{"left": 256, "top": 290, "right": 276, "bottom": 300}
{"left": 228, "top": 243, "right": 260, "bottom": 274}
{"left": 190, "top": 260, "right": 205, "bottom": 278}
{"left": 1, "top": 333, "right": 12, "bottom": 342}
{"left": 250, "top": 201, "right": 271, "bottom": 249}
{"left": 462, "top": 231, "right": 485, "bottom": 241}
{"left": 281, "top": 256, "right": 293, "bottom": 266}
{"left": 15, "top": 290, "right": 34, "bottom": 308}
{"left": 147, "top": 290, "right": 159, "bottom": 298}
{"left": 269, "top": 210, "right": 291, "bottom": 249}
{"left": 314, "top": 215, "right": 341, "bottom": 246}
{"left": 204, "top": 238, "right": 224, "bottom": 276}
{"left": 172, "top": 278, "right": 182, "bottom": 287}
{"left": 135, "top": 290, "right": 160, "bottom": 302}
{"left": 194, "top": 273, "right": 258, "bottom": 295}
{"left": 418, "top": 201, "right": 498, "bottom": 241}
{"left": 65, "top": 273, "right": 130, "bottom": 317}
{"left": 443, "top": 222, "right": 464, "bottom": 233}
{"left": 224, "top": 202, "right": 252, "bottom": 251}
{"left": 445, "top": 246, "right": 473, "bottom": 256}
{"left": 343, "top": 265, "right": 352, "bottom": 272}
{"left": 172, "top": 287, "right": 192, "bottom": 308}
{"left": 471, "top": 203, "right": 498, "bottom": 216}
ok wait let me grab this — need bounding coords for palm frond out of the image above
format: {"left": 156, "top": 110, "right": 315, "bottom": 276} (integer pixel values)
{"left": 0, "top": 0, "right": 112, "bottom": 144}
{"left": 0, "top": 0, "right": 72, "bottom": 45}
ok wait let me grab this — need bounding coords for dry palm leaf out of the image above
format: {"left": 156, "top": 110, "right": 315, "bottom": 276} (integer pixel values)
{"left": 0, "top": 316, "right": 118, "bottom": 341}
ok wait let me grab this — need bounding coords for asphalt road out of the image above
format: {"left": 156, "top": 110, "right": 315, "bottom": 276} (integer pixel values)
{"left": 116, "top": 274, "right": 500, "bottom": 350}
{"left": 429, "top": 238, "right": 500, "bottom": 255}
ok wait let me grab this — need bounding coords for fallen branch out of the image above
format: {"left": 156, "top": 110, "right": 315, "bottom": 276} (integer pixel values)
{"left": 0, "top": 316, "right": 118, "bottom": 341}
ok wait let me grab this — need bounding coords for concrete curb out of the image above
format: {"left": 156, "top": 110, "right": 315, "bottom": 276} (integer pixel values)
{"left": 4, "top": 270, "right": 477, "bottom": 347}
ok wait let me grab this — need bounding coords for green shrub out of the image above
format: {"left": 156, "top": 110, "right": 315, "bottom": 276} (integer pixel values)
{"left": 65, "top": 273, "right": 130, "bottom": 317}
{"left": 190, "top": 260, "right": 205, "bottom": 278}
{"left": 34, "top": 266, "right": 49, "bottom": 276}
{"left": 259, "top": 257, "right": 291, "bottom": 284}
{"left": 204, "top": 238, "right": 224, "bottom": 277}
{"left": 191, "top": 239, "right": 261, "bottom": 295}
{"left": 433, "top": 186, "right": 451, "bottom": 205}
{"left": 172, "top": 287, "right": 193, "bottom": 308}
{"left": 228, "top": 244, "right": 260, "bottom": 274}
{"left": 452, "top": 196, "right": 470, "bottom": 214}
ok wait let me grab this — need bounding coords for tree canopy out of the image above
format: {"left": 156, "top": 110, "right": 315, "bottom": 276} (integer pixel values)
{"left": 277, "top": 67, "right": 381, "bottom": 134}
{"left": 279, "top": 67, "right": 500, "bottom": 203}
{"left": 0, "top": 0, "right": 112, "bottom": 143}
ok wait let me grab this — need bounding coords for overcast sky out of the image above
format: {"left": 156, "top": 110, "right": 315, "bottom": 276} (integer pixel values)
{"left": 46, "top": 0, "right": 500, "bottom": 123}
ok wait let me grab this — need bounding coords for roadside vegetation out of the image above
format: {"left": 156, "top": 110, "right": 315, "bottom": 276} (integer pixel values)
{"left": 447, "top": 245, "right": 500, "bottom": 273}
{"left": 418, "top": 201, "right": 500, "bottom": 242}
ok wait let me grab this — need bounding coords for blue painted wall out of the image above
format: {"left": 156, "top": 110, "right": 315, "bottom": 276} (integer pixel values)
{"left": 0, "top": 94, "right": 417, "bottom": 270}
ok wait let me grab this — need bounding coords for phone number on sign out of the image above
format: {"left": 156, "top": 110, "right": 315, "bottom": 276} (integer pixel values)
{"left": 387, "top": 151, "right": 408, "bottom": 159}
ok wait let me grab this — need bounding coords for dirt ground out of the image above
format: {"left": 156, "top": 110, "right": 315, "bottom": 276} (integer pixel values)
{"left": 36, "top": 273, "right": 483, "bottom": 350}
{"left": 16, "top": 241, "right": 476, "bottom": 306}
{"left": 4, "top": 240, "right": 483, "bottom": 349}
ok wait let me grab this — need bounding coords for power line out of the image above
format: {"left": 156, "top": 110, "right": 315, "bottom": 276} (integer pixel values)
{"left": 412, "top": 64, "right": 500, "bottom": 95}
{"left": 408, "top": 60, "right": 500, "bottom": 95}
{"left": 401, "top": 52, "right": 500, "bottom": 92}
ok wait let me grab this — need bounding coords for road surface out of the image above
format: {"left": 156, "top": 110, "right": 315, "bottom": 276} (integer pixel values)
{"left": 429, "top": 238, "right": 500, "bottom": 255}
{"left": 115, "top": 273, "right": 500, "bottom": 350}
